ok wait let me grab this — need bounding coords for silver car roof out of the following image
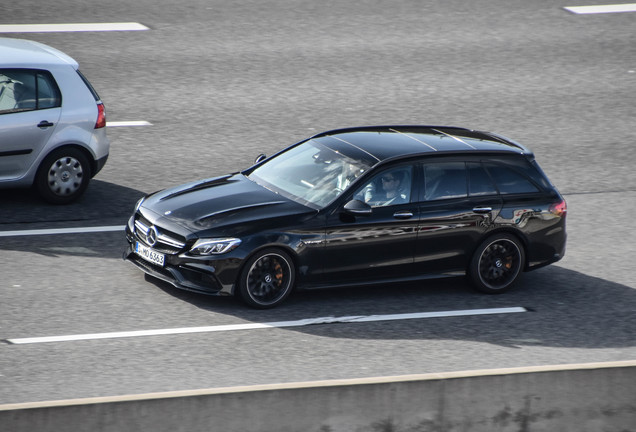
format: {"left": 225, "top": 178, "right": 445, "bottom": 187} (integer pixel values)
{"left": 0, "top": 37, "right": 78, "bottom": 69}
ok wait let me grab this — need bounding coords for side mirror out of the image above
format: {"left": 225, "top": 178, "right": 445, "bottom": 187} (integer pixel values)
{"left": 254, "top": 154, "right": 267, "bottom": 164}
{"left": 343, "top": 199, "right": 372, "bottom": 216}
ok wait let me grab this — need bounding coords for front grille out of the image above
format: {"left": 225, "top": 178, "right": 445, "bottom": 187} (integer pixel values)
{"left": 133, "top": 217, "right": 187, "bottom": 255}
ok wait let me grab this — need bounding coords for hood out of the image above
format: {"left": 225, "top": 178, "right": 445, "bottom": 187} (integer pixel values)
{"left": 141, "top": 173, "right": 313, "bottom": 234}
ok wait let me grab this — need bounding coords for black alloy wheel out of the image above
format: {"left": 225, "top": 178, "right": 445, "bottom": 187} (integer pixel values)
{"left": 35, "top": 147, "right": 91, "bottom": 204}
{"left": 470, "top": 233, "right": 525, "bottom": 293}
{"left": 238, "top": 248, "right": 296, "bottom": 308}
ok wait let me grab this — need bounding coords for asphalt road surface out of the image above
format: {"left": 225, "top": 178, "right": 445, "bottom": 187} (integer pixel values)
{"left": 1, "top": 0, "right": 635, "bottom": 404}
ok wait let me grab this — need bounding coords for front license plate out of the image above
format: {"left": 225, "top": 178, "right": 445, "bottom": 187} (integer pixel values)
{"left": 135, "top": 242, "right": 165, "bottom": 267}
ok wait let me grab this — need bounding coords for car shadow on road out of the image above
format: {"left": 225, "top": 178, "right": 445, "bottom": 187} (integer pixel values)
{"left": 1, "top": 185, "right": 634, "bottom": 352}
{"left": 0, "top": 179, "right": 145, "bottom": 226}
{"left": 0, "top": 180, "right": 145, "bottom": 259}
{"left": 147, "top": 265, "right": 636, "bottom": 350}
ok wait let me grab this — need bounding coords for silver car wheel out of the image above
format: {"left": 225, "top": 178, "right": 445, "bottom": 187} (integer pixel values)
{"left": 47, "top": 156, "right": 84, "bottom": 196}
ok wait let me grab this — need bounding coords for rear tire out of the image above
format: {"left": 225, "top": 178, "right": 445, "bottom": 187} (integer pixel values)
{"left": 469, "top": 233, "right": 525, "bottom": 294}
{"left": 237, "top": 248, "right": 295, "bottom": 308}
{"left": 35, "top": 147, "right": 91, "bottom": 204}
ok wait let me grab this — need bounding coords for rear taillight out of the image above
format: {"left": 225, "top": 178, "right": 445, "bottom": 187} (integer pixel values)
{"left": 95, "top": 102, "right": 106, "bottom": 129}
{"left": 549, "top": 199, "right": 567, "bottom": 218}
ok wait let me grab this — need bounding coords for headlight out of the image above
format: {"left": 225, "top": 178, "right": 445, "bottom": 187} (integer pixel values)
{"left": 189, "top": 238, "right": 241, "bottom": 256}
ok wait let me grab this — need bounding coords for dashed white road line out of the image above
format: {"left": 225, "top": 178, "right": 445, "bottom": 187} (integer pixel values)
{"left": 107, "top": 121, "right": 153, "bottom": 127}
{"left": 5, "top": 307, "right": 527, "bottom": 344}
{"left": 0, "top": 226, "right": 125, "bottom": 238}
{"left": 0, "top": 23, "right": 149, "bottom": 33}
{"left": 564, "top": 3, "right": 636, "bottom": 14}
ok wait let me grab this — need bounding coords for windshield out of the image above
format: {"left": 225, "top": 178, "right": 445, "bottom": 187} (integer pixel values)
{"left": 247, "top": 140, "right": 372, "bottom": 209}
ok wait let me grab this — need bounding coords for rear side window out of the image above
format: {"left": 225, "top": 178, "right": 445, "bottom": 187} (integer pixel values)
{"left": 37, "top": 72, "right": 61, "bottom": 109}
{"left": 424, "top": 162, "right": 468, "bottom": 201}
{"left": 528, "top": 160, "right": 554, "bottom": 189}
{"left": 485, "top": 163, "right": 540, "bottom": 194}
{"left": 467, "top": 162, "right": 498, "bottom": 196}
{"left": 0, "top": 69, "right": 60, "bottom": 114}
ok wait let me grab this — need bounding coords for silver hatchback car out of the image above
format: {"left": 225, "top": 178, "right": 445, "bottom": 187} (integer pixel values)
{"left": 0, "top": 38, "right": 109, "bottom": 204}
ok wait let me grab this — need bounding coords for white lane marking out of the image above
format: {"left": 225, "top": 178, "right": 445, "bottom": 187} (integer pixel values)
{"left": 6, "top": 307, "right": 527, "bottom": 344}
{"left": 564, "top": 3, "right": 636, "bottom": 14}
{"left": 107, "top": 121, "right": 153, "bottom": 127}
{"left": 0, "top": 23, "right": 149, "bottom": 33}
{"left": 0, "top": 225, "right": 125, "bottom": 238}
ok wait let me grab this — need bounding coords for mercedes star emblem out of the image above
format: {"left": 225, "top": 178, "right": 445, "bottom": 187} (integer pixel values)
{"left": 147, "top": 226, "right": 158, "bottom": 247}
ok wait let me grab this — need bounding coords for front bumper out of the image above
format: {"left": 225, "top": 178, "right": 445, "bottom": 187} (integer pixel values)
{"left": 123, "top": 224, "right": 239, "bottom": 296}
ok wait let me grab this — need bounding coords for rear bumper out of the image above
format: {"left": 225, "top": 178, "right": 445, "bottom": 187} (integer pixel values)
{"left": 93, "top": 153, "right": 108, "bottom": 177}
{"left": 526, "top": 230, "right": 566, "bottom": 271}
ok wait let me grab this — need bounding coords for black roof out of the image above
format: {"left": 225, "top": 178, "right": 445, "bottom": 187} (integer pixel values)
{"left": 310, "top": 126, "right": 531, "bottom": 165}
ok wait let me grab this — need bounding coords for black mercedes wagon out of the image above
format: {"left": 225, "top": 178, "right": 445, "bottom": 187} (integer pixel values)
{"left": 124, "top": 126, "right": 566, "bottom": 308}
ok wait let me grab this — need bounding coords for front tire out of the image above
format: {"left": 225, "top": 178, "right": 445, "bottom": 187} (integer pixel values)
{"left": 470, "top": 233, "right": 525, "bottom": 294}
{"left": 35, "top": 147, "right": 91, "bottom": 204}
{"left": 237, "top": 248, "right": 296, "bottom": 308}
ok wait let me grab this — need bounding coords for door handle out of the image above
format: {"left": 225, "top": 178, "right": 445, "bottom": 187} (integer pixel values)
{"left": 393, "top": 211, "right": 413, "bottom": 219}
{"left": 472, "top": 207, "right": 492, "bottom": 214}
{"left": 38, "top": 121, "right": 54, "bottom": 128}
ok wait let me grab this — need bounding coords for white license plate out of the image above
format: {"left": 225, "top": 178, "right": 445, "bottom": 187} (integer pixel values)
{"left": 135, "top": 242, "right": 165, "bottom": 267}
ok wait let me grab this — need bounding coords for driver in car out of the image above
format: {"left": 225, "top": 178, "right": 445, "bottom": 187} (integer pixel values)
{"left": 363, "top": 170, "right": 409, "bottom": 207}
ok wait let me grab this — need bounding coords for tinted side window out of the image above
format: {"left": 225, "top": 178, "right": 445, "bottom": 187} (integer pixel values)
{"left": 528, "top": 160, "right": 553, "bottom": 190}
{"left": 485, "top": 163, "right": 540, "bottom": 194}
{"left": 468, "top": 162, "right": 497, "bottom": 196}
{"left": 488, "top": 156, "right": 552, "bottom": 190}
{"left": 0, "top": 69, "right": 36, "bottom": 113}
{"left": 424, "top": 162, "right": 467, "bottom": 201}
{"left": 353, "top": 166, "right": 413, "bottom": 207}
{"left": 37, "top": 71, "right": 61, "bottom": 109}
